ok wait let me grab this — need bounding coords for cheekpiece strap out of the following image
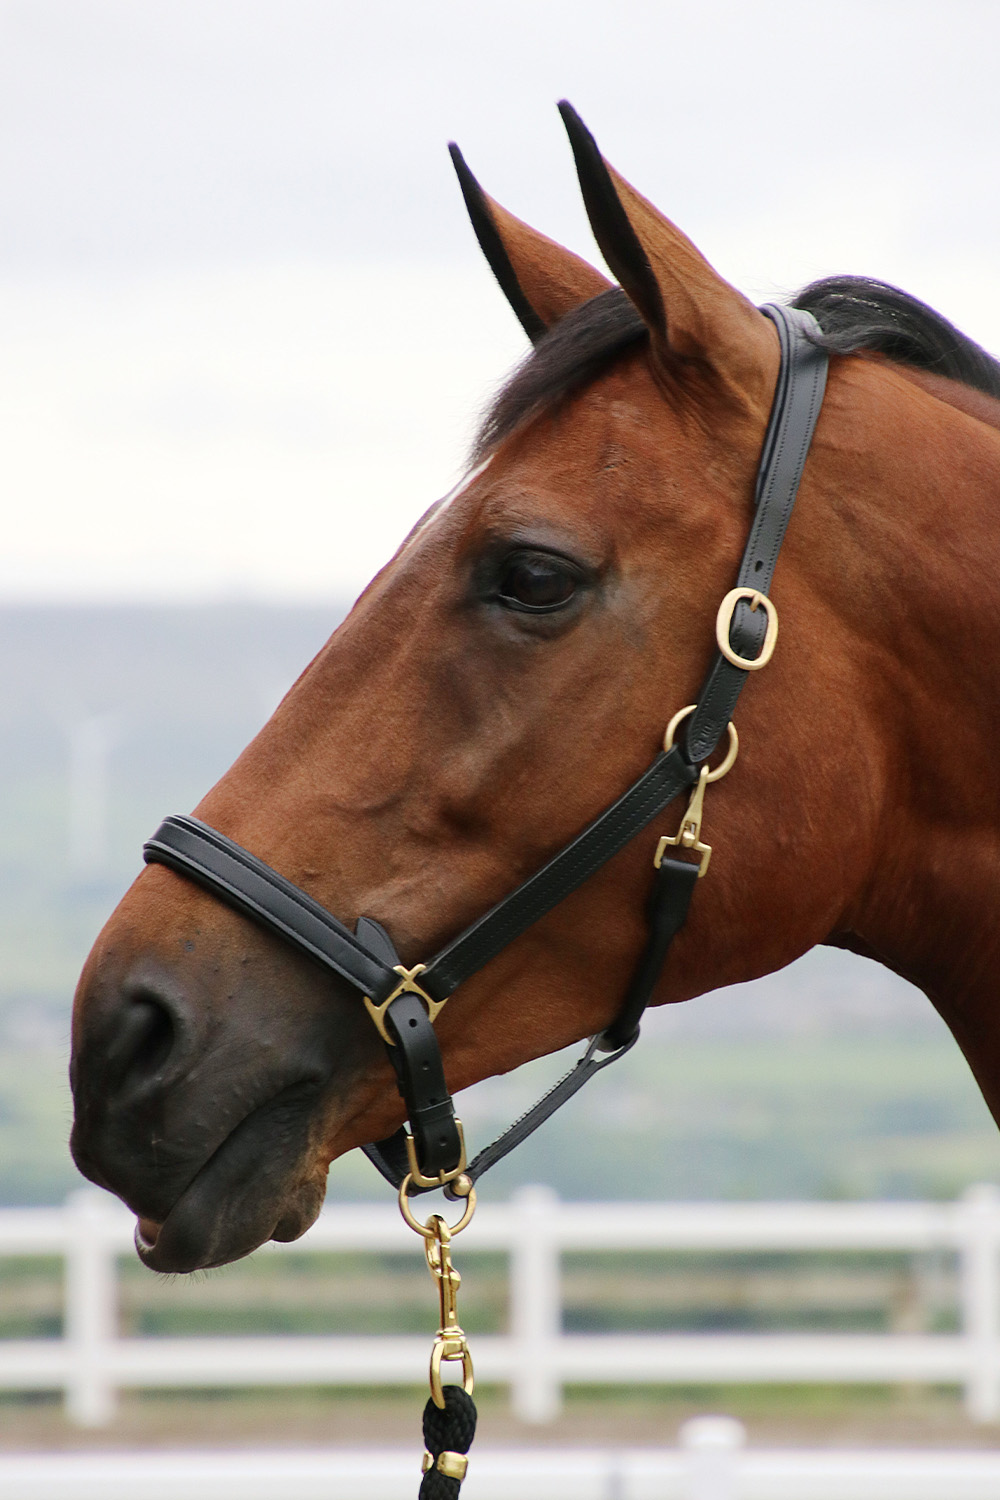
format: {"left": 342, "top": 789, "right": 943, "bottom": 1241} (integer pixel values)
{"left": 684, "top": 305, "right": 827, "bottom": 764}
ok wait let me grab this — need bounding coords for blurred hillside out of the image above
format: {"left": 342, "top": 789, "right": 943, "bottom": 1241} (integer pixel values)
{"left": 1, "top": 604, "right": 998, "bottom": 1206}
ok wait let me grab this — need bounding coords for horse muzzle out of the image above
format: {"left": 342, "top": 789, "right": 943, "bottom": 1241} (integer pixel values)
{"left": 69, "top": 897, "right": 376, "bottom": 1271}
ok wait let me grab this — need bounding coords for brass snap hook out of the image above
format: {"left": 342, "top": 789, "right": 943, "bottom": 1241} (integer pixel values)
{"left": 658, "top": 707, "right": 740, "bottom": 878}
{"left": 399, "top": 1197, "right": 478, "bottom": 1412}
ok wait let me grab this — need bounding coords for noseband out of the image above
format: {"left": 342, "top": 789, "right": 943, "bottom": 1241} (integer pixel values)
{"left": 144, "top": 305, "right": 828, "bottom": 1199}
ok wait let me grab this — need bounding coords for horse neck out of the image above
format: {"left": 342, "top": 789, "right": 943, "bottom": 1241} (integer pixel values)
{"left": 825, "top": 358, "right": 1000, "bottom": 1109}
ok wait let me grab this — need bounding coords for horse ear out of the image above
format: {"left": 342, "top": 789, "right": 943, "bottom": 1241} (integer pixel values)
{"left": 449, "top": 143, "right": 611, "bottom": 345}
{"left": 557, "top": 102, "right": 776, "bottom": 404}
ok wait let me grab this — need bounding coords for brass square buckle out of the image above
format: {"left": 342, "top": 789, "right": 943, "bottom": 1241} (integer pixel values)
{"left": 404, "top": 1120, "right": 469, "bottom": 1191}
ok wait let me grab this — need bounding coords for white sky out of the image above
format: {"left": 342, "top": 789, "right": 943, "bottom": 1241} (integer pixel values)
{"left": 3, "top": 0, "right": 999, "bottom": 603}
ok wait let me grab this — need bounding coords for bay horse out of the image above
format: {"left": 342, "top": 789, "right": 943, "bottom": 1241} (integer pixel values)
{"left": 70, "top": 104, "right": 1000, "bottom": 1276}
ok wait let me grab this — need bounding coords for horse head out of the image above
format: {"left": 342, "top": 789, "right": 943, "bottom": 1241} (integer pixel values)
{"left": 70, "top": 105, "right": 1000, "bottom": 1272}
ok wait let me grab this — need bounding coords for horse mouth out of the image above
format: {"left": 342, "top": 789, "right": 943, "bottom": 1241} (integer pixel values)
{"left": 128, "top": 1081, "right": 328, "bottom": 1274}
{"left": 136, "top": 1218, "right": 161, "bottom": 1252}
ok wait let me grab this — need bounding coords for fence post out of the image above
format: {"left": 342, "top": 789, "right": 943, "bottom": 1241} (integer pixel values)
{"left": 509, "top": 1184, "right": 561, "bottom": 1423}
{"left": 679, "top": 1416, "right": 746, "bottom": 1500}
{"left": 64, "top": 1190, "right": 118, "bottom": 1426}
{"left": 959, "top": 1183, "right": 1000, "bottom": 1423}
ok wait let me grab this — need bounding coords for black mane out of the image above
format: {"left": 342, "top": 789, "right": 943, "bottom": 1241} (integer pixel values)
{"left": 474, "top": 275, "right": 1000, "bottom": 458}
{"left": 793, "top": 276, "right": 1000, "bottom": 399}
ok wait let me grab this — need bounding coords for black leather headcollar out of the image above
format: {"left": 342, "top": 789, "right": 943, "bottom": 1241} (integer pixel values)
{"left": 144, "top": 304, "right": 828, "bottom": 1196}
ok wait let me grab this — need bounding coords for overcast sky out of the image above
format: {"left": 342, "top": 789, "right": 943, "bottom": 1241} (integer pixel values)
{"left": 3, "top": 0, "right": 999, "bottom": 602}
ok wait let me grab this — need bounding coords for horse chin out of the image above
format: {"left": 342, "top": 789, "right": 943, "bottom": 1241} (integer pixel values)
{"left": 128, "top": 1096, "right": 328, "bottom": 1273}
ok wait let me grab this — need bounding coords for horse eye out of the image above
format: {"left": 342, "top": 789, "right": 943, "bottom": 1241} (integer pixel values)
{"left": 497, "top": 552, "right": 579, "bottom": 612}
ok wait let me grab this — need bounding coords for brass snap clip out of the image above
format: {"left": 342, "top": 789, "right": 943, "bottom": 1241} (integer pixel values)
{"left": 658, "top": 705, "right": 739, "bottom": 878}
{"left": 398, "top": 1183, "right": 477, "bottom": 1411}
{"left": 656, "top": 764, "right": 714, "bottom": 876}
{"left": 426, "top": 1219, "right": 475, "bottom": 1409}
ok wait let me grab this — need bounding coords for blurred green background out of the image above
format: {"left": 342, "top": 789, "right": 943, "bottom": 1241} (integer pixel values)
{"left": 2, "top": 602, "right": 998, "bottom": 1210}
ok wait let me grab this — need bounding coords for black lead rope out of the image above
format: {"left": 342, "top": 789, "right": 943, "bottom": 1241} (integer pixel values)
{"left": 420, "top": 1389, "right": 476, "bottom": 1500}
{"left": 141, "top": 302, "right": 827, "bottom": 1495}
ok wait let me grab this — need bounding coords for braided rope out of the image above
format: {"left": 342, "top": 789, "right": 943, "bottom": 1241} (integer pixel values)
{"left": 419, "top": 1387, "right": 477, "bottom": 1499}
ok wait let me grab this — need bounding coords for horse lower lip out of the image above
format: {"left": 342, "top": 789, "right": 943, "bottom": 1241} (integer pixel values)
{"left": 134, "top": 1175, "right": 319, "bottom": 1274}
{"left": 129, "top": 1081, "right": 326, "bottom": 1272}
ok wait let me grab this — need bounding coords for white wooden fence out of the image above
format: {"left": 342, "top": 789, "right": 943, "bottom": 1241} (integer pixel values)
{"left": 2, "top": 1183, "right": 1000, "bottom": 1430}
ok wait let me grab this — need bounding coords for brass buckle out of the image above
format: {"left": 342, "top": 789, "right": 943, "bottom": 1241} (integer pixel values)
{"left": 363, "top": 964, "right": 445, "bottom": 1047}
{"left": 657, "top": 709, "right": 739, "bottom": 878}
{"left": 715, "top": 587, "right": 779, "bottom": 670}
{"left": 402, "top": 1121, "right": 469, "bottom": 1192}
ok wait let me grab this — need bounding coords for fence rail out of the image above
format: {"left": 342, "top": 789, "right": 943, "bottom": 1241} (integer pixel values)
{"left": 2, "top": 1184, "right": 1000, "bottom": 1428}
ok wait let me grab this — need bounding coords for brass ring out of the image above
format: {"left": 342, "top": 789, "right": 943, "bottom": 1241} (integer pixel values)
{"left": 398, "top": 1176, "right": 477, "bottom": 1238}
{"left": 715, "top": 587, "right": 779, "bottom": 670}
{"left": 663, "top": 705, "right": 739, "bottom": 782}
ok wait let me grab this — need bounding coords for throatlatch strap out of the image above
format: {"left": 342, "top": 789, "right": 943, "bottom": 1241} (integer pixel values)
{"left": 367, "top": 1032, "right": 640, "bottom": 1194}
{"left": 362, "top": 860, "right": 697, "bottom": 1192}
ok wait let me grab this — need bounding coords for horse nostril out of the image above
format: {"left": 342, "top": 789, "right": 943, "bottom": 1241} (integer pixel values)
{"left": 115, "top": 993, "right": 177, "bottom": 1088}
{"left": 128, "top": 996, "right": 176, "bottom": 1080}
{"left": 130, "top": 997, "right": 175, "bottom": 1077}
